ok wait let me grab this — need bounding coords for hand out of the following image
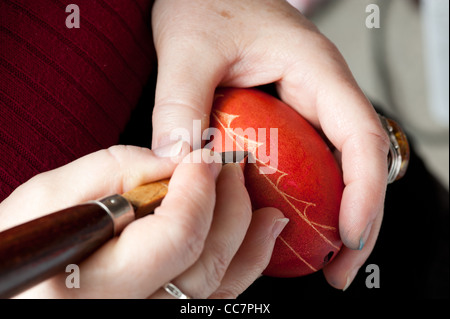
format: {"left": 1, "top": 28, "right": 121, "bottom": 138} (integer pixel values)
{"left": 0, "top": 145, "right": 287, "bottom": 298}
{"left": 151, "top": 0, "right": 390, "bottom": 289}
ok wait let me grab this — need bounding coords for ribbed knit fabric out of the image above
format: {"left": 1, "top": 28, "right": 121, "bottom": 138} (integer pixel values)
{"left": 0, "top": 0, "right": 155, "bottom": 201}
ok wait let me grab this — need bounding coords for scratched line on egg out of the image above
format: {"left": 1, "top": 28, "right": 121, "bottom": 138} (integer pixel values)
{"left": 212, "top": 109, "right": 339, "bottom": 268}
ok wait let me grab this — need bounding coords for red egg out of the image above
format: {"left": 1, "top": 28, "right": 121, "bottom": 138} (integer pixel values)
{"left": 208, "top": 87, "right": 344, "bottom": 277}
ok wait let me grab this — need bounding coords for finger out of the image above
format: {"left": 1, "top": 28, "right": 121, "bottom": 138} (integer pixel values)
{"left": 15, "top": 149, "right": 223, "bottom": 298}
{"left": 104, "top": 149, "right": 223, "bottom": 298}
{"left": 322, "top": 84, "right": 388, "bottom": 251}
{"left": 0, "top": 141, "right": 189, "bottom": 230}
{"left": 151, "top": 2, "right": 231, "bottom": 149}
{"left": 322, "top": 207, "right": 383, "bottom": 290}
{"left": 209, "top": 208, "right": 288, "bottom": 299}
{"left": 278, "top": 38, "right": 390, "bottom": 250}
{"left": 151, "top": 163, "right": 252, "bottom": 299}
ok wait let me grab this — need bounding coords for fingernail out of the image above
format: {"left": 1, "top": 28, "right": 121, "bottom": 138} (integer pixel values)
{"left": 343, "top": 267, "right": 359, "bottom": 291}
{"left": 358, "top": 220, "right": 373, "bottom": 250}
{"left": 272, "top": 218, "right": 289, "bottom": 239}
{"left": 153, "top": 140, "right": 185, "bottom": 158}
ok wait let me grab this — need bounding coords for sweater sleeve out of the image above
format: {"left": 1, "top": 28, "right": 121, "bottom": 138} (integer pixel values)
{"left": 0, "top": 0, "right": 156, "bottom": 201}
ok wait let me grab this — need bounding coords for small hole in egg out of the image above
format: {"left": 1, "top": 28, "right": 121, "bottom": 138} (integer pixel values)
{"left": 323, "top": 251, "right": 334, "bottom": 265}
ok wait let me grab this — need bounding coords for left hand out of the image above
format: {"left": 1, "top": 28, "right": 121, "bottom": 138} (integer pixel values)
{"left": 150, "top": 0, "right": 390, "bottom": 290}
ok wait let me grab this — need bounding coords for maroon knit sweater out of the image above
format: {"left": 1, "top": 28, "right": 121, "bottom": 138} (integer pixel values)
{"left": 0, "top": 0, "right": 155, "bottom": 201}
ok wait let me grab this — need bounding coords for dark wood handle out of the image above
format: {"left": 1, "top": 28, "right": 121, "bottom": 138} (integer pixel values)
{"left": 0, "top": 203, "right": 114, "bottom": 298}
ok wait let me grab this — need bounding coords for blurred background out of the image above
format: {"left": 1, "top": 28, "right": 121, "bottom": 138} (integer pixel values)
{"left": 289, "top": 0, "right": 449, "bottom": 189}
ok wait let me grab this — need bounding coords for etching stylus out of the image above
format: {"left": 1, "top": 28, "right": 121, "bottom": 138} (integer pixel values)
{"left": 0, "top": 151, "right": 248, "bottom": 298}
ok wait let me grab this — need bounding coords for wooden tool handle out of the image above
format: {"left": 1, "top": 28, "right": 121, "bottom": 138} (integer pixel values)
{"left": 0, "top": 179, "right": 170, "bottom": 298}
{"left": 123, "top": 178, "right": 170, "bottom": 219}
{"left": 0, "top": 203, "right": 114, "bottom": 298}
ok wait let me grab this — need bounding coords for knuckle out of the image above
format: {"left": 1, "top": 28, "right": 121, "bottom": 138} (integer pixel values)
{"left": 103, "top": 145, "right": 133, "bottom": 192}
{"left": 370, "top": 129, "right": 391, "bottom": 155}
{"left": 23, "top": 174, "right": 55, "bottom": 203}
{"left": 104, "top": 145, "right": 127, "bottom": 168}
{"left": 189, "top": 176, "right": 214, "bottom": 200}
{"left": 346, "top": 123, "right": 390, "bottom": 159}
{"left": 239, "top": 191, "right": 253, "bottom": 222}
{"left": 211, "top": 287, "right": 240, "bottom": 299}
{"left": 203, "top": 244, "right": 231, "bottom": 291}
{"left": 249, "top": 248, "right": 272, "bottom": 272}
{"left": 173, "top": 218, "right": 207, "bottom": 264}
{"left": 153, "top": 100, "right": 207, "bottom": 119}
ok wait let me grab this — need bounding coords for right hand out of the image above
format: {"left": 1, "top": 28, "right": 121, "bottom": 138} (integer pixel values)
{"left": 1, "top": 145, "right": 286, "bottom": 298}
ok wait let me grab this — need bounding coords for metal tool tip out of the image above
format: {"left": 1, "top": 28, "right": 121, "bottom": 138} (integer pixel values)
{"left": 220, "top": 151, "right": 249, "bottom": 164}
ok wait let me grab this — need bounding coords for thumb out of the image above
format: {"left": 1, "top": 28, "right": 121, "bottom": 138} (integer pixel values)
{"left": 0, "top": 142, "right": 188, "bottom": 229}
{"left": 151, "top": 32, "right": 228, "bottom": 149}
